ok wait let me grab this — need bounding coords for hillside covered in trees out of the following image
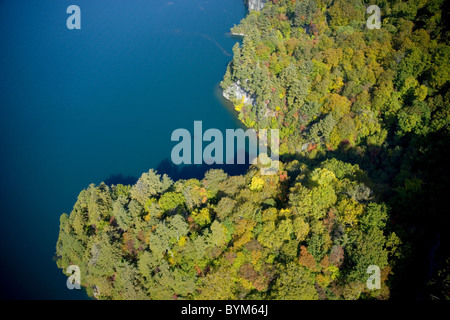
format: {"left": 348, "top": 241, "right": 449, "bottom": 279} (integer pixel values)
{"left": 56, "top": 0, "right": 450, "bottom": 300}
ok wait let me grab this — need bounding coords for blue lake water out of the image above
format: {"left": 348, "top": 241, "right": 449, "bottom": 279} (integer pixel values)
{"left": 0, "top": 0, "right": 246, "bottom": 299}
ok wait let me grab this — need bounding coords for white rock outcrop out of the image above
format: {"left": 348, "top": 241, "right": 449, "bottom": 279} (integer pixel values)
{"left": 246, "top": 0, "right": 266, "bottom": 11}
{"left": 223, "top": 81, "right": 255, "bottom": 107}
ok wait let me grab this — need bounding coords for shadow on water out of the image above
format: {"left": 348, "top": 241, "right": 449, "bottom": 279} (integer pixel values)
{"left": 103, "top": 174, "right": 138, "bottom": 186}
{"left": 155, "top": 157, "right": 250, "bottom": 181}
{"left": 102, "top": 151, "right": 251, "bottom": 187}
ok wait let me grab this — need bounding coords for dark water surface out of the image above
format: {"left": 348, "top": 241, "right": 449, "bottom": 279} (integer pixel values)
{"left": 0, "top": 0, "right": 245, "bottom": 299}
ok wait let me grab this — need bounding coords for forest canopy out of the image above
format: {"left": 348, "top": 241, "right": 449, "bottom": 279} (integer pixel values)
{"left": 57, "top": 162, "right": 396, "bottom": 299}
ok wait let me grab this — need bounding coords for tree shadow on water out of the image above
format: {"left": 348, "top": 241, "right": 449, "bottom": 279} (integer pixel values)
{"left": 103, "top": 174, "right": 138, "bottom": 186}
{"left": 155, "top": 157, "right": 250, "bottom": 181}
{"left": 102, "top": 151, "right": 252, "bottom": 187}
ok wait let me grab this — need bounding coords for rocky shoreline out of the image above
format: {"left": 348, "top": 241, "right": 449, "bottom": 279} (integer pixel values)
{"left": 245, "top": 0, "right": 266, "bottom": 12}
{"left": 222, "top": 1, "right": 266, "bottom": 110}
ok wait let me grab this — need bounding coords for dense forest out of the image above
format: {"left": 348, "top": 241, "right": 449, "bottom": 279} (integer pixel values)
{"left": 56, "top": 0, "right": 449, "bottom": 300}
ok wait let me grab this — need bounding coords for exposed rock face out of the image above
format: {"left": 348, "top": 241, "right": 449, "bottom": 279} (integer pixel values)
{"left": 223, "top": 81, "right": 277, "bottom": 120}
{"left": 245, "top": 0, "right": 266, "bottom": 11}
{"left": 223, "top": 81, "right": 254, "bottom": 106}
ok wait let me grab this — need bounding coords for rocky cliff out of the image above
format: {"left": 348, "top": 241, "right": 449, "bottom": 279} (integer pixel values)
{"left": 223, "top": 80, "right": 254, "bottom": 107}
{"left": 245, "top": 0, "right": 266, "bottom": 11}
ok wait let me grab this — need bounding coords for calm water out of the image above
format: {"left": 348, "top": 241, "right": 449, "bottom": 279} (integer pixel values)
{"left": 0, "top": 0, "right": 246, "bottom": 299}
